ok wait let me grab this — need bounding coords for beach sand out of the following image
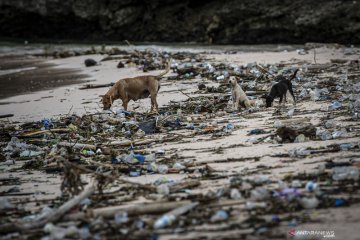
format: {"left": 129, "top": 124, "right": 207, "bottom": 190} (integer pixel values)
{"left": 0, "top": 44, "right": 359, "bottom": 239}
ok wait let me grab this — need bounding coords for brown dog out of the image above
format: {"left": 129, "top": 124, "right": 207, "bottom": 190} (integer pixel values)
{"left": 102, "top": 61, "right": 170, "bottom": 112}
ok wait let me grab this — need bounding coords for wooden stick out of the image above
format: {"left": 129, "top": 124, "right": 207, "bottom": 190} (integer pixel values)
{"left": 64, "top": 200, "right": 192, "bottom": 221}
{"left": 79, "top": 83, "right": 114, "bottom": 90}
{"left": 0, "top": 180, "right": 96, "bottom": 234}
{"left": 63, "top": 160, "right": 154, "bottom": 191}
{"left": 0, "top": 114, "right": 14, "bottom": 119}
{"left": 256, "top": 64, "right": 275, "bottom": 77}
{"left": 57, "top": 141, "right": 97, "bottom": 150}
{"left": 23, "top": 128, "right": 71, "bottom": 137}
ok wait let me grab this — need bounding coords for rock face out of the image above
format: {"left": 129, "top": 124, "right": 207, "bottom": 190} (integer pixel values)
{"left": 0, "top": 0, "right": 359, "bottom": 44}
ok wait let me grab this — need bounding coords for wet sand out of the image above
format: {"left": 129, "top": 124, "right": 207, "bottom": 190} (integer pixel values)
{"left": 0, "top": 56, "right": 89, "bottom": 100}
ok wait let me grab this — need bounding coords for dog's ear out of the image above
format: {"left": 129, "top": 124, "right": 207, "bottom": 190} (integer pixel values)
{"left": 235, "top": 76, "right": 240, "bottom": 81}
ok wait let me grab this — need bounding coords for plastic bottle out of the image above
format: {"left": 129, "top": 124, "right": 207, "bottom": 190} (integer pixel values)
{"left": 173, "top": 162, "right": 186, "bottom": 170}
{"left": 154, "top": 214, "right": 176, "bottom": 228}
{"left": 274, "top": 120, "right": 283, "bottom": 128}
{"left": 114, "top": 211, "right": 128, "bottom": 225}
{"left": 250, "top": 187, "right": 270, "bottom": 201}
{"left": 328, "top": 101, "right": 342, "bottom": 110}
{"left": 245, "top": 201, "right": 267, "bottom": 210}
{"left": 156, "top": 184, "right": 170, "bottom": 195}
{"left": 157, "top": 165, "right": 169, "bottom": 174}
{"left": 352, "top": 112, "right": 360, "bottom": 120}
{"left": 316, "top": 129, "right": 332, "bottom": 140}
{"left": 230, "top": 189, "right": 242, "bottom": 200}
{"left": 210, "top": 210, "right": 229, "bottom": 222}
{"left": 299, "top": 197, "right": 319, "bottom": 209}
{"left": 305, "top": 181, "right": 318, "bottom": 192}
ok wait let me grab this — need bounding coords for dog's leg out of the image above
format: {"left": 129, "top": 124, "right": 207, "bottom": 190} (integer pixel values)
{"left": 283, "top": 94, "right": 286, "bottom": 106}
{"left": 289, "top": 87, "right": 296, "bottom": 105}
{"left": 150, "top": 94, "right": 159, "bottom": 113}
{"left": 234, "top": 99, "right": 239, "bottom": 111}
{"left": 279, "top": 96, "right": 283, "bottom": 106}
{"left": 122, "top": 97, "right": 129, "bottom": 111}
{"left": 244, "top": 100, "right": 251, "bottom": 109}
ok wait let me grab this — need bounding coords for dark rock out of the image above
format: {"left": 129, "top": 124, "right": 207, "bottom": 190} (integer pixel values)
{"left": 276, "top": 127, "right": 298, "bottom": 143}
{"left": 0, "top": 1, "right": 359, "bottom": 44}
{"left": 198, "top": 83, "right": 206, "bottom": 90}
{"left": 117, "top": 61, "right": 125, "bottom": 68}
{"left": 138, "top": 119, "right": 158, "bottom": 134}
{"left": 84, "top": 58, "right": 97, "bottom": 67}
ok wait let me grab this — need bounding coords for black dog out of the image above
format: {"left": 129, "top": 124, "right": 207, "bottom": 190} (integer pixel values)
{"left": 265, "top": 69, "right": 298, "bottom": 108}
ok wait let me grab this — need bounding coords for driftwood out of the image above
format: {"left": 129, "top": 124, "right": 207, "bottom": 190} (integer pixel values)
{"left": 110, "top": 135, "right": 180, "bottom": 147}
{"left": 62, "top": 160, "right": 155, "bottom": 191}
{"left": 23, "top": 128, "right": 71, "bottom": 137}
{"left": 57, "top": 141, "right": 97, "bottom": 150}
{"left": 169, "top": 180, "right": 200, "bottom": 193}
{"left": 0, "top": 180, "right": 96, "bottom": 234}
{"left": 64, "top": 200, "right": 192, "bottom": 221}
{"left": 0, "top": 114, "right": 14, "bottom": 119}
{"left": 79, "top": 83, "right": 114, "bottom": 90}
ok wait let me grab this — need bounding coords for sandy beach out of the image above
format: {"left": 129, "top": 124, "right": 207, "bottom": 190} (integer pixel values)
{"left": 0, "top": 44, "right": 360, "bottom": 239}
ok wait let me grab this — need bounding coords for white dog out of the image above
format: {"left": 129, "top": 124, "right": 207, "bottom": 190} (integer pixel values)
{"left": 229, "top": 76, "right": 254, "bottom": 110}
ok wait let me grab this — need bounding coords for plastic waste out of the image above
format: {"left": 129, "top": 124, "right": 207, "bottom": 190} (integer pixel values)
{"left": 0, "top": 197, "right": 14, "bottom": 211}
{"left": 328, "top": 101, "right": 342, "bottom": 110}
{"left": 335, "top": 199, "right": 345, "bottom": 207}
{"left": 299, "top": 197, "right": 319, "bottom": 209}
{"left": 114, "top": 211, "right": 129, "bottom": 225}
{"left": 154, "top": 214, "right": 176, "bottom": 229}
{"left": 332, "top": 166, "right": 359, "bottom": 181}
{"left": 352, "top": 112, "right": 360, "bottom": 120}
{"left": 274, "top": 120, "right": 283, "bottom": 128}
{"left": 288, "top": 147, "right": 311, "bottom": 157}
{"left": 42, "top": 118, "right": 53, "bottom": 130}
{"left": 173, "top": 162, "right": 186, "bottom": 171}
{"left": 129, "top": 171, "right": 140, "bottom": 177}
{"left": 305, "top": 181, "right": 318, "bottom": 192}
{"left": 216, "top": 75, "right": 225, "bottom": 81}
{"left": 156, "top": 184, "right": 170, "bottom": 195}
{"left": 251, "top": 187, "right": 270, "bottom": 201}
{"left": 277, "top": 188, "right": 302, "bottom": 200}
{"left": 0, "top": 160, "right": 15, "bottom": 166}
{"left": 332, "top": 129, "right": 347, "bottom": 139}
{"left": 325, "top": 120, "right": 335, "bottom": 129}
{"left": 291, "top": 180, "right": 302, "bottom": 188}
{"left": 230, "top": 188, "right": 242, "bottom": 200}
{"left": 294, "top": 134, "right": 306, "bottom": 143}
{"left": 157, "top": 165, "right": 169, "bottom": 174}
{"left": 185, "top": 123, "right": 195, "bottom": 130}
{"left": 248, "top": 129, "right": 266, "bottom": 135}
{"left": 339, "top": 143, "right": 354, "bottom": 150}
{"left": 210, "top": 210, "right": 229, "bottom": 222}
{"left": 81, "top": 150, "right": 95, "bottom": 156}
{"left": 287, "top": 108, "right": 295, "bottom": 117}
{"left": 20, "top": 150, "right": 44, "bottom": 157}
{"left": 245, "top": 201, "right": 267, "bottom": 210}
{"left": 316, "top": 129, "right": 332, "bottom": 140}
{"left": 153, "top": 176, "right": 177, "bottom": 186}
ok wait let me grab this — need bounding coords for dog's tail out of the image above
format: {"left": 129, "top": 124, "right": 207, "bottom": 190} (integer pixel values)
{"left": 156, "top": 59, "right": 171, "bottom": 79}
{"left": 290, "top": 69, "right": 299, "bottom": 80}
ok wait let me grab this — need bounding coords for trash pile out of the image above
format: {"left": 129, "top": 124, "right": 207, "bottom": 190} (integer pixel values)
{"left": 1, "top": 49, "right": 360, "bottom": 239}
